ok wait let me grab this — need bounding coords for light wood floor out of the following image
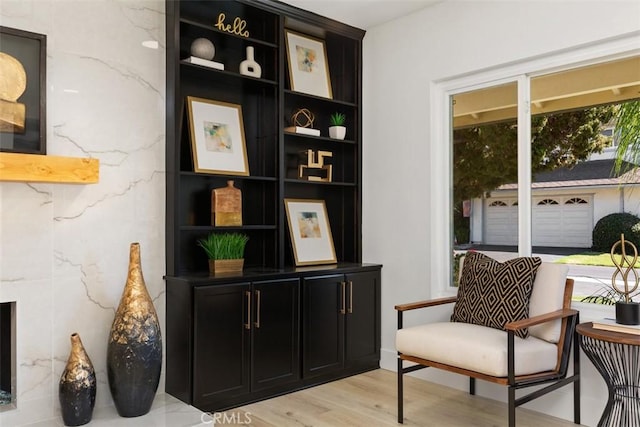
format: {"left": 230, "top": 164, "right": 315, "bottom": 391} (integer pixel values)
{"left": 226, "top": 369, "right": 580, "bottom": 426}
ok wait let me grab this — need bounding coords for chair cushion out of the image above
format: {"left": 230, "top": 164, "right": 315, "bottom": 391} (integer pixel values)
{"left": 396, "top": 322, "right": 558, "bottom": 377}
{"left": 451, "top": 252, "right": 542, "bottom": 338}
{"left": 528, "top": 263, "right": 569, "bottom": 343}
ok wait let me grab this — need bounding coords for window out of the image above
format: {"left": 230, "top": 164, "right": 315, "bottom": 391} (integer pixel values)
{"left": 436, "top": 35, "right": 639, "bottom": 296}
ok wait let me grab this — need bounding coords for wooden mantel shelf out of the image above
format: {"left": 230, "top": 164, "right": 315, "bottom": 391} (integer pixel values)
{"left": 0, "top": 152, "right": 99, "bottom": 184}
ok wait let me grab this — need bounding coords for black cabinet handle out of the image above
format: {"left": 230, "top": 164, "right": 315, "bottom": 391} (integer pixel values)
{"left": 340, "top": 281, "right": 346, "bottom": 314}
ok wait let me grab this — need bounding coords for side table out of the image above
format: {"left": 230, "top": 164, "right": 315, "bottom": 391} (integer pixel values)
{"left": 576, "top": 322, "right": 640, "bottom": 427}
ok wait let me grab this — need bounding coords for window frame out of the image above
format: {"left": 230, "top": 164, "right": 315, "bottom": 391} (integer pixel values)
{"left": 431, "top": 35, "right": 640, "bottom": 297}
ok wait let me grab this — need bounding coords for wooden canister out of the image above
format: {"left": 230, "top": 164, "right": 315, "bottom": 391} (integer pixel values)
{"left": 212, "top": 180, "right": 242, "bottom": 226}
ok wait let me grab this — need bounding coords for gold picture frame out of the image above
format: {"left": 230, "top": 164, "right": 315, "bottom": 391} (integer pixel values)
{"left": 284, "top": 198, "right": 337, "bottom": 266}
{"left": 285, "top": 30, "right": 332, "bottom": 99}
{"left": 186, "top": 96, "right": 249, "bottom": 175}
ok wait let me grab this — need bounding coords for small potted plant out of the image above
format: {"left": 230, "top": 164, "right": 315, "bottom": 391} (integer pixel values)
{"left": 198, "top": 232, "right": 249, "bottom": 274}
{"left": 328, "top": 112, "right": 346, "bottom": 140}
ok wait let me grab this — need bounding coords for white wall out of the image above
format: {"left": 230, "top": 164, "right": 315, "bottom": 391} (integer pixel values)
{"left": 362, "top": 1, "right": 640, "bottom": 426}
{"left": 0, "top": 1, "right": 165, "bottom": 425}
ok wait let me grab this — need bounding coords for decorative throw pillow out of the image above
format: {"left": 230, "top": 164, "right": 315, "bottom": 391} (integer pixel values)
{"left": 451, "top": 252, "right": 541, "bottom": 339}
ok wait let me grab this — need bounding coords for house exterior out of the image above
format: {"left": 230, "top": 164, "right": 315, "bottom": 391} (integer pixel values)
{"left": 470, "top": 151, "right": 640, "bottom": 248}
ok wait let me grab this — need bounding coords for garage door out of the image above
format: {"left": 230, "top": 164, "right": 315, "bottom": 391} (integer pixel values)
{"left": 485, "top": 199, "right": 518, "bottom": 245}
{"left": 484, "top": 195, "right": 593, "bottom": 247}
{"left": 533, "top": 196, "right": 592, "bottom": 247}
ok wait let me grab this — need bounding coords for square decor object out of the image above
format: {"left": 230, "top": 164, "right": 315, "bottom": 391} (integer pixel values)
{"left": 451, "top": 251, "right": 542, "bottom": 339}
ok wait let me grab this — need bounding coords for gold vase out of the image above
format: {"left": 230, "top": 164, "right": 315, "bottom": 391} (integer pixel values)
{"left": 59, "top": 333, "right": 96, "bottom": 426}
{"left": 107, "top": 242, "right": 162, "bottom": 417}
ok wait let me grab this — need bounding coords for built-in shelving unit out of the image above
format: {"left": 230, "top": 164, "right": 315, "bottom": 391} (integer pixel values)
{"left": 165, "top": 0, "right": 380, "bottom": 413}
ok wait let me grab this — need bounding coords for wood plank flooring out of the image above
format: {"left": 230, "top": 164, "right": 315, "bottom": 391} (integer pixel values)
{"left": 223, "top": 369, "right": 580, "bottom": 426}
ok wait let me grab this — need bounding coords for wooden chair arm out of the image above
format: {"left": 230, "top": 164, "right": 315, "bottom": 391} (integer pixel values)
{"left": 395, "top": 296, "right": 457, "bottom": 312}
{"left": 505, "top": 308, "right": 579, "bottom": 331}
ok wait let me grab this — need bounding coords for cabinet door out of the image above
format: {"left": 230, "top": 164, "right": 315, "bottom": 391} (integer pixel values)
{"left": 302, "top": 275, "right": 345, "bottom": 378}
{"left": 193, "top": 283, "right": 251, "bottom": 407}
{"left": 251, "top": 279, "right": 300, "bottom": 392}
{"left": 345, "top": 270, "right": 381, "bottom": 366}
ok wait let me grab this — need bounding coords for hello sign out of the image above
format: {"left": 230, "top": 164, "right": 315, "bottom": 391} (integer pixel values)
{"left": 215, "top": 13, "right": 250, "bottom": 38}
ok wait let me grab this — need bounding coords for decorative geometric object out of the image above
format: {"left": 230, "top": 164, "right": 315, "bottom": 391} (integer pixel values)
{"left": 211, "top": 180, "right": 242, "bottom": 226}
{"left": 451, "top": 251, "right": 542, "bottom": 338}
{"left": 291, "top": 108, "right": 315, "bottom": 129}
{"left": 107, "top": 243, "right": 162, "bottom": 417}
{"left": 298, "top": 149, "right": 332, "bottom": 182}
{"left": 611, "top": 234, "right": 640, "bottom": 325}
{"left": 59, "top": 333, "right": 96, "bottom": 426}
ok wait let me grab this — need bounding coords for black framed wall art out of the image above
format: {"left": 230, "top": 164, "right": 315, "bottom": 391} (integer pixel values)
{"left": 0, "top": 26, "right": 47, "bottom": 154}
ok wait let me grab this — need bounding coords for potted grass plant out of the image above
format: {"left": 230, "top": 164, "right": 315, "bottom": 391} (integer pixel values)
{"left": 198, "top": 232, "right": 249, "bottom": 274}
{"left": 328, "top": 112, "right": 346, "bottom": 140}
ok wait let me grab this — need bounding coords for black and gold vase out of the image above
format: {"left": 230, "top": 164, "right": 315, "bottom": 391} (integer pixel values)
{"left": 59, "top": 333, "right": 96, "bottom": 426}
{"left": 107, "top": 242, "right": 162, "bottom": 417}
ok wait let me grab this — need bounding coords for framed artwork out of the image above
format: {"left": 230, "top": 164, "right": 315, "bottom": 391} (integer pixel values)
{"left": 284, "top": 198, "right": 337, "bottom": 266}
{"left": 0, "top": 26, "right": 46, "bottom": 154}
{"left": 186, "top": 96, "right": 249, "bottom": 175}
{"left": 285, "top": 30, "right": 332, "bottom": 99}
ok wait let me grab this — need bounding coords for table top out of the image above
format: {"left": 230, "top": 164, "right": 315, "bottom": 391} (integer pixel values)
{"left": 577, "top": 322, "right": 640, "bottom": 346}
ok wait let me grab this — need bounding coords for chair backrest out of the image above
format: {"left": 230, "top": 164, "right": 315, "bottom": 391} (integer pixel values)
{"left": 528, "top": 262, "right": 570, "bottom": 343}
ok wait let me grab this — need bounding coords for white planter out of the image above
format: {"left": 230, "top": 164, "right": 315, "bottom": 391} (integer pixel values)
{"left": 329, "top": 126, "right": 346, "bottom": 140}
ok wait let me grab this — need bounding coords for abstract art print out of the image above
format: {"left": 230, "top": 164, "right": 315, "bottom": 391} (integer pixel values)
{"left": 284, "top": 199, "right": 336, "bottom": 266}
{"left": 285, "top": 30, "right": 332, "bottom": 99}
{"left": 186, "top": 96, "right": 249, "bottom": 175}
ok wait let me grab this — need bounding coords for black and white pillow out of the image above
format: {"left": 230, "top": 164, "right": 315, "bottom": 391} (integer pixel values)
{"left": 451, "top": 251, "right": 541, "bottom": 339}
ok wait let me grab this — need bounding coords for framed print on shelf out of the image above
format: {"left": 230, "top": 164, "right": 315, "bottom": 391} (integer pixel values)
{"left": 284, "top": 198, "right": 337, "bottom": 266}
{"left": 285, "top": 30, "right": 332, "bottom": 99}
{"left": 0, "top": 26, "right": 46, "bottom": 154}
{"left": 186, "top": 96, "right": 249, "bottom": 176}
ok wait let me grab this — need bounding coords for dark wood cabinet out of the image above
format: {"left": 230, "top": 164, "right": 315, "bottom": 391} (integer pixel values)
{"left": 193, "top": 283, "right": 251, "bottom": 406}
{"left": 302, "top": 270, "right": 381, "bottom": 379}
{"left": 165, "top": 0, "right": 380, "bottom": 414}
{"left": 189, "top": 278, "right": 299, "bottom": 409}
{"left": 251, "top": 278, "right": 299, "bottom": 392}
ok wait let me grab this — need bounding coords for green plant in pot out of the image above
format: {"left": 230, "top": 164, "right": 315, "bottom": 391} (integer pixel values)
{"left": 610, "top": 234, "right": 640, "bottom": 325}
{"left": 328, "top": 112, "right": 346, "bottom": 140}
{"left": 198, "top": 232, "right": 249, "bottom": 274}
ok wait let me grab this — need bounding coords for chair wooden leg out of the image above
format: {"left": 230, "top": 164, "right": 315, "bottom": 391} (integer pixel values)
{"left": 508, "top": 386, "right": 516, "bottom": 427}
{"left": 469, "top": 377, "right": 475, "bottom": 395}
{"left": 398, "top": 357, "right": 404, "bottom": 424}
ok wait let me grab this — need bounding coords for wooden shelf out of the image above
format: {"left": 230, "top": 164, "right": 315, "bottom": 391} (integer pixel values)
{"left": 0, "top": 152, "right": 99, "bottom": 184}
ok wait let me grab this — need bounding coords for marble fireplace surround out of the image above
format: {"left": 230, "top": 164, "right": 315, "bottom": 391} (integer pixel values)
{"left": 0, "top": 1, "right": 170, "bottom": 425}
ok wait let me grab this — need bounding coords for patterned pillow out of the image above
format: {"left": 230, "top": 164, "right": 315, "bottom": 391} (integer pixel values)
{"left": 451, "top": 252, "right": 541, "bottom": 339}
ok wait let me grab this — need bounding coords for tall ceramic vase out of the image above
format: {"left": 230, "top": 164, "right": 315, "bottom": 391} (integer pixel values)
{"left": 107, "top": 242, "right": 162, "bottom": 417}
{"left": 59, "top": 333, "right": 96, "bottom": 426}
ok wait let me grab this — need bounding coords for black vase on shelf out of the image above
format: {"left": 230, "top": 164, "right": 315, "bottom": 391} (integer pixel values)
{"left": 616, "top": 301, "right": 640, "bottom": 325}
{"left": 59, "top": 333, "right": 96, "bottom": 426}
{"left": 107, "top": 242, "right": 162, "bottom": 417}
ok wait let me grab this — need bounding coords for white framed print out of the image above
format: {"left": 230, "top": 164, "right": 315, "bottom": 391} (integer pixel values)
{"left": 284, "top": 198, "right": 337, "bottom": 266}
{"left": 285, "top": 30, "right": 333, "bottom": 99}
{"left": 186, "top": 96, "right": 249, "bottom": 175}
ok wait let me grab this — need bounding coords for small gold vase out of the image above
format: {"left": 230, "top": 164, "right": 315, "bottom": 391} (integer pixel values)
{"left": 59, "top": 333, "right": 96, "bottom": 426}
